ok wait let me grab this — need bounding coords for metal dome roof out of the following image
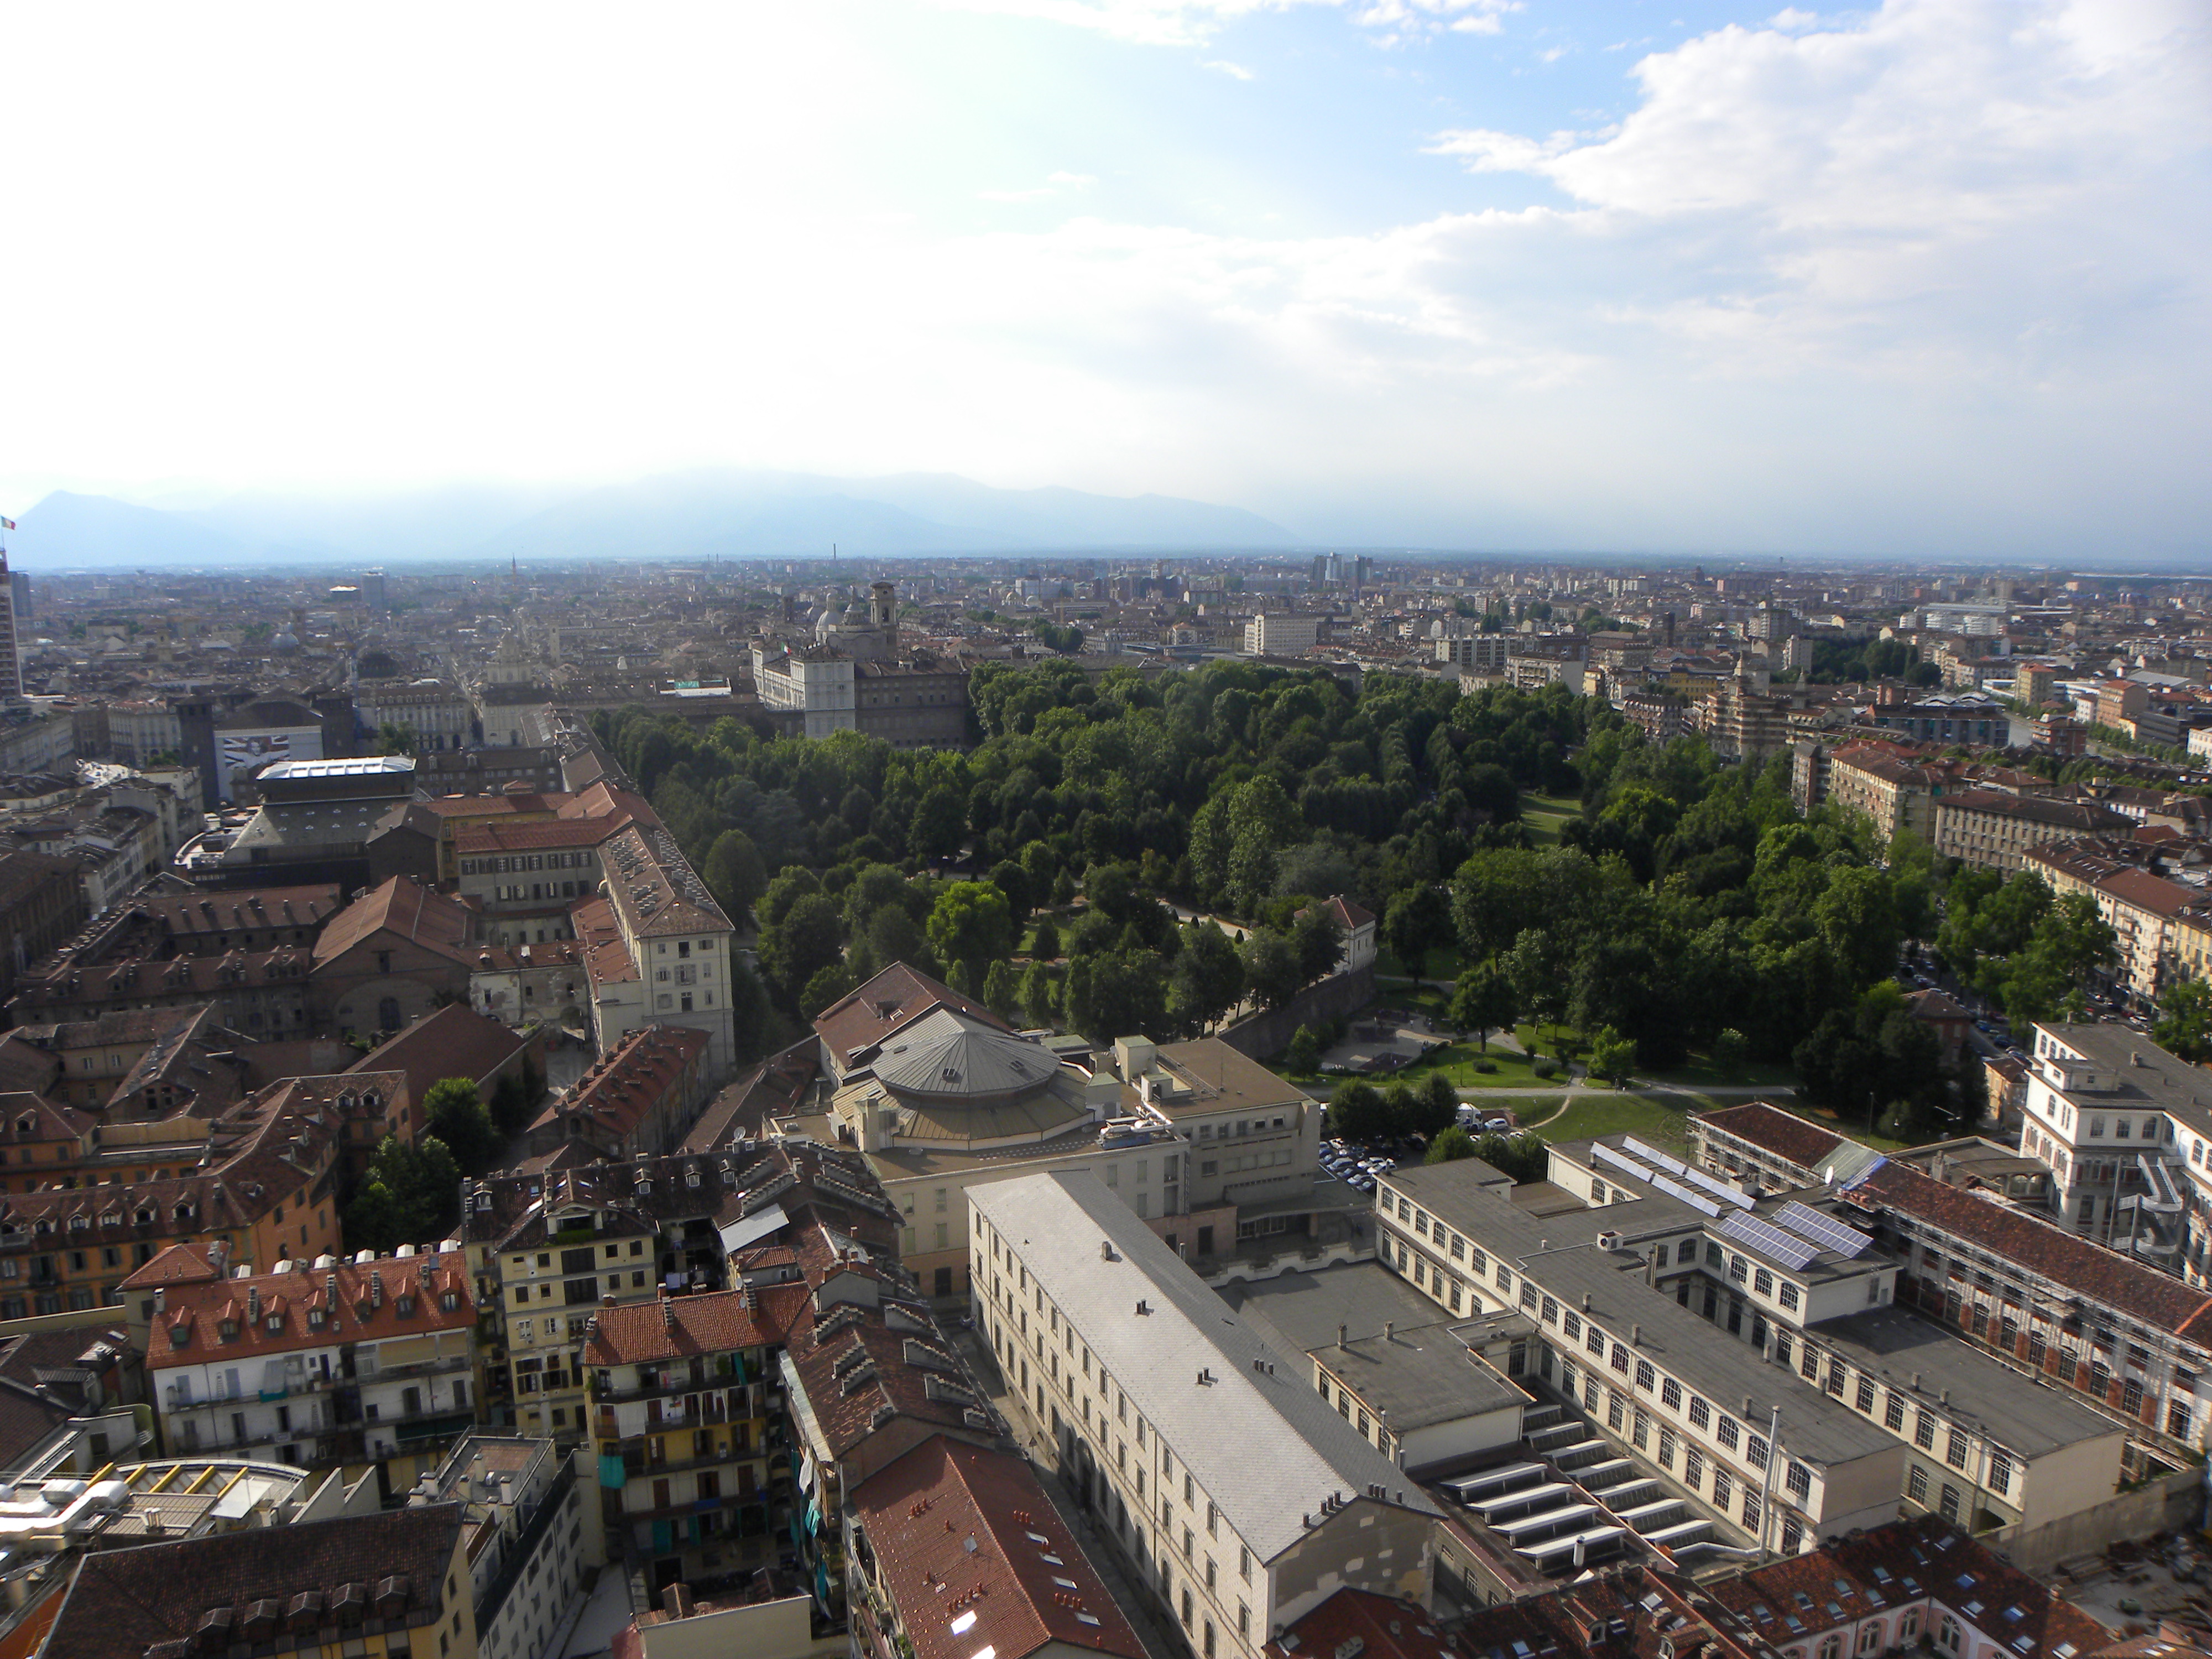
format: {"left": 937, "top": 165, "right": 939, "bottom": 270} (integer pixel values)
{"left": 870, "top": 1009, "right": 1055, "bottom": 1102}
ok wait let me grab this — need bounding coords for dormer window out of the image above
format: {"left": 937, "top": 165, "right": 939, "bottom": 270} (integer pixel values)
{"left": 338, "top": 1093, "right": 356, "bottom": 1114}
{"left": 170, "top": 1323, "right": 191, "bottom": 1348}
{"left": 440, "top": 1292, "right": 458, "bottom": 1312}
{"left": 218, "top": 1319, "right": 238, "bottom": 1340}
{"left": 34, "top": 1219, "right": 53, "bottom": 1237}
{"left": 265, "top": 1313, "right": 283, "bottom": 1333}
{"left": 14, "top": 1117, "right": 31, "bottom": 1136}
{"left": 68, "top": 1215, "right": 87, "bottom": 1232}
{"left": 174, "top": 1202, "right": 195, "bottom": 1223}
{"left": 309, "top": 1308, "right": 325, "bottom": 1328}
{"left": 397, "top": 1295, "right": 416, "bottom": 1316}
{"left": 135, "top": 1207, "right": 154, "bottom": 1226}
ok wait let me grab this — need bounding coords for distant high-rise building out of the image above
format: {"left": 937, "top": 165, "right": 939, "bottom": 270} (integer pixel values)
{"left": 0, "top": 550, "right": 23, "bottom": 704}
{"left": 362, "top": 568, "right": 388, "bottom": 611}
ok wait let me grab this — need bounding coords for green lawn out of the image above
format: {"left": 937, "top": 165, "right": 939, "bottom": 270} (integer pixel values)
{"left": 1392, "top": 1041, "right": 1557, "bottom": 1089}
{"left": 1643, "top": 1050, "right": 1799, "bottom": 1091}
{"left": 1518, "top": 791, "right": 1582, "bottom": 846}
{"left": 1533, "top": 1092, "right": 1698, "bottom": 1153}
{"left": 1375, "top": 943, "right": 1463, "bottom": 983}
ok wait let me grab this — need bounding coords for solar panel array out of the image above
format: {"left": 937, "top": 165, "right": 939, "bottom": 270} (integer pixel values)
{"left": 1590, "top": 1143, "right": 1654, "bottom": 1183}
{"left": 1717, "top": 1209, "right": 1819, "bottom": 1271}
{"left": 1681, "top": 1166, "right": 1754, "bottom": 1209}
{"left": 1622, "top": 1136, "right": 1688, "bottom": 1175}
{"left": 1648, "top": 1173, "right": 1723, "bottom": 1217}
{"left": 1775, "top": 1200, "right": 1873, "bottom": 1258}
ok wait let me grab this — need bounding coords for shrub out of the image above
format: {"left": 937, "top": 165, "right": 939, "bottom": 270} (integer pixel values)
{"left": 1531, "top": 1057, "right": 1559, "bottom": 1080}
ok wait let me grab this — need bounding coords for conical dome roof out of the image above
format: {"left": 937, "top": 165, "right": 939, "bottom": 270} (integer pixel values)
{"left": 871, "top": 1009, "right": 1053, "bottom": 1101}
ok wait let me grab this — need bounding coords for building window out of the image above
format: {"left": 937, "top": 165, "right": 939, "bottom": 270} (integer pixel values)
{"left": 1907, "top": 1466, "right": 1929, "bottom": 1505}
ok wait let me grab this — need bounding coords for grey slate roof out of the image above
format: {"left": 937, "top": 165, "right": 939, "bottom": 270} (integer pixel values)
{"left": 870, "top": 1008, "right": 1061, "bottom": 1100}
{"left": 970, "top": 1170, "right": 1441, "bottom": 1563}
{"left": 1807, "top": 1305, "right": 2127, "bottom": 1460}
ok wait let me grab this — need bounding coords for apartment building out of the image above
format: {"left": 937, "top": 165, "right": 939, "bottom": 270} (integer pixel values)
{"left": 415, "top": 1434, "right": 601, "bottom": 1659}
{"left": 38, "top": 1503, "right": 479, "bottom": 1659}
{"left": 847, "top": 1436, "right": 1147, "bottom": 1659}
{"left": 1824, "top": 745, "right": 1948, "bottom": 841}
{"left": 2026, "top": 838, "right": 2197, "bottom": 1006}
{"left": 1931, "top": 789, "right": 2128, "bottom": 873}
{"left": 1690, "top": 1100, "right": 2212, "bottom": 1465}
{"left": 0, "top": 1081, "right": 346, "bottom": 1314}
{"left": 969, "top": 1171, "right": 1442, "bottom": 1659}
{"left": 583, "top": 1285, "right": 808, "bottom": 1582}
{"left": 131, "top": 1244, "right": 483, "bottom": 1492}
{"left": 573, "top": 826, "right": 739, "bottom": 1077}
{"left": 524, "top": 1024, "right": 711, "bottom": 1161}
{"left": 1244, "top": 613, "right": 1322, "bottom": 656}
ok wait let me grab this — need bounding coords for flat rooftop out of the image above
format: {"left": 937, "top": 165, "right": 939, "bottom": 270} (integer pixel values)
{"left": 1807, "top": 1305, "right": 2128, "bottom": 1460}
{"left": 1384, "top": 1160, "right": 1898, "bottom": 1469}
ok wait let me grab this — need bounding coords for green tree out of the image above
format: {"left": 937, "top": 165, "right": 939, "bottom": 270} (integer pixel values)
{"left": 1029, "top": 916, "right": 1062, "bottom": 962}
{"left": 927, "top": 881, "right": 1015, "bottom": 982}
{"left": 762, "top": 893, "right": 847, "bottom": 1010}
{"left": 344, "top": 1134, "right": 462, "bottom": 1253}
{"left": 702, "top": 829, "right": 769, "bottom": 921}
{"left": 1019, "top": 961, "right": 1060, "bottom": 1027}
{"left": 1168, "top": 922, "right": 1245, "bottom": 1034}
{"left": 1712, "top": 1028, "right": 1747, "bottom": 1077}
{"left": 374, "top": 721, "right": 418, "bottom": 756}
{"left": 1285, "top": 1025, "right": 1321, "bottom": 1074}
{"left": 909, "top": 785, "right": 968, "bottom": 862}
{"left": 1426, "top": 1126, "right": 1478, "bottom": 1164}
{"left": 1327, "top": 1081, "right": 1390, "bottom": 1144}
{"left": 421, "top": 1077, "right": 500, "bottom": 1175}
{"left": 1291, "top": 906, "right": 1348, "bottom": 984}
{"left": 1449, "top": 962, "right": 1519, "bottom": 1050}
{"left": 1240, "top": 930, "right": 1305, "bottom": 1010}
{"left": 983, "top": 958, "right": 1021, "bottom": 1022}
{"left": 759, "top": 865, "right": 823, "bottom": 931}
{"left": 802, "top": 961, "right": 858, "bottom": 1014}
{"left": 1587, "top": 1026, "right": 1636, "bottom": 1088}
{"left": 2156, "top": 978, "right": 2212, "bottom": 1063}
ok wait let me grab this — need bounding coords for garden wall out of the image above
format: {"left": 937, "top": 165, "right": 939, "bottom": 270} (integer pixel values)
{"left": 1217, "top": 964, "right": 1379, "bottom": 1063}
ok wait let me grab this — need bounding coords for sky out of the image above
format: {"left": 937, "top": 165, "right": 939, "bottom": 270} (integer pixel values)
{"left": 0, "top": 0, "right": 2205, "bottom": 557}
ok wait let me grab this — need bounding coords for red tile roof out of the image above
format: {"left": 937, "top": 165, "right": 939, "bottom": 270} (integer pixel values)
{"left": 1693, "top": 1102, "right": 1845, "bottom": 1173}
{"left": 311, "top": 877, "right": 477, "bottom": 969}
{"left": 582, "top": 1284, "right": 808, "bottom": 1365}
{"left": 531, "top": 1024, "right": 707, "bottom": 1144}
{"left": 351, "top": 1003, "right": 529, "bottom": 1105}
{"left": 851, "top": 1435, "right": 1146, "bottom": 1659}
{"left": 1850, "top": 1157, "right": 2212, "bottom": 1344}
{"left": 139, "top": 1249, "right": 475, "bottom": 1369}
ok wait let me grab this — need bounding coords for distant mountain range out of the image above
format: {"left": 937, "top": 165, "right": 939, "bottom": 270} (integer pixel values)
{"left": 7, "top": 471, "right": 1302, "bottom": 567}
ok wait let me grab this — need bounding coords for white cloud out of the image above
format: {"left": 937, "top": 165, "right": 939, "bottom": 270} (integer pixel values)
{"left": 1205, "top": 58, "right": 1257, "bottom": 77}
{"left": 935, "top": 0, "right": 1515, "bottom": 45}
{"left": 0, "top": 0, "right": 2203, "bottom": 556}
{"left": 1423, "top": 127, "right": 1587, "bottom": 172}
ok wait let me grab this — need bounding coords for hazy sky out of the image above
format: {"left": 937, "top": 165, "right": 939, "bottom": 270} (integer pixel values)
{"left": 1, "top": 0, "right": 2204, "bottom": 555}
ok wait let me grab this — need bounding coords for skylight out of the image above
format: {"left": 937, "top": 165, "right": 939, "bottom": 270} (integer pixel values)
{"left": 951, "top": 1613, "right": 978, "bottom": 1636}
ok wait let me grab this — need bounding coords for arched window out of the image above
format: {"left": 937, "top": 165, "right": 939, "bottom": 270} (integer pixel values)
{"left": 1899, "top": 1611, "right": 1921, "bottom": 1642}
{"left": 1818, "top": 1637, "right": 1841, "bottom": 1659}
{"left": 1936, "top": 1614, "right": 1961, "bottom": 1653}
{"left": 1858, "top": 1623, "right": 1885, "bottom": 1655}
{"left": 377, "top": 997, "right": 401, "bottom": 1032}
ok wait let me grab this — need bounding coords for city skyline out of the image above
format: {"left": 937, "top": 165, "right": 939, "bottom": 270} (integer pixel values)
{"left": 1, "top": 0, "right": 2204, "bottom": 559}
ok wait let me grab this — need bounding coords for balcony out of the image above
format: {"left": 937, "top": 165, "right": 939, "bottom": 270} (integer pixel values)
{"left": 358, "top": 1353, "right": 473, "bottom": 1384}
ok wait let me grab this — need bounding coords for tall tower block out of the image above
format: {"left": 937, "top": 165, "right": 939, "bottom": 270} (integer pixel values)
{"left": 0, "top": 551, "right": 23, "bottom": 704}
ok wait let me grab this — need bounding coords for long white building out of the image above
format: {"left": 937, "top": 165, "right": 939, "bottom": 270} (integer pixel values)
{"left": 969, "top": 1171, "right": 1441, "bottom": 1659}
